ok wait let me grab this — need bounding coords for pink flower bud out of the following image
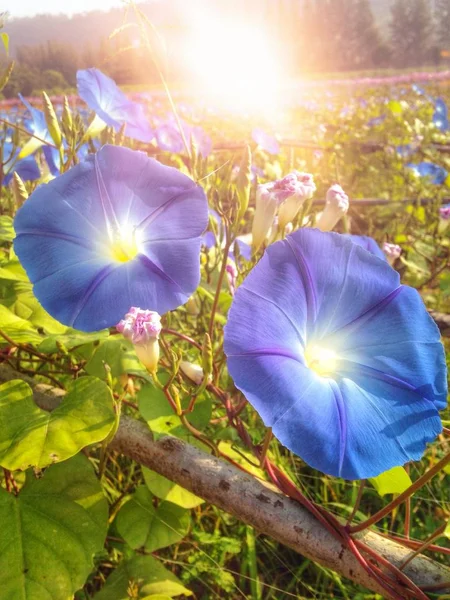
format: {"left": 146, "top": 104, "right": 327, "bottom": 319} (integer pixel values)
{"left": 383, "top": 243, "right": 402, "bottom": 266}
{"left": 439, "top": 205, "right": 450, "bottom": 220}
{"left": 117, "top": 307, "right": 161, "bottom": 373}
{"left": 277, "top": 172, "right": 316, "bottom": 230}
{"left": 226, "top": 260, "right": 238, "bottom": 296}
{"left": 317, "top": 184, "right": 349, "bottom": 232}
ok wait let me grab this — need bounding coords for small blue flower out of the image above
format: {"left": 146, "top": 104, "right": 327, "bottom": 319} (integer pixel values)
{"left": 396, "top": 144, "right": 415, "bottom": 159}
{"left": 433, "top": 98, "right": 449, "bottom": 132}
{"left": 407, "top": 161, "right": 448, "bottom": 185}
{"left": 252, "top": 128, "right": 280, "bottom": 155}
{"left": 3, "top": 142, "right": 40, "bottom": 185}
{"left": 367, "top": 115, "right": 386, "bottom": 127}
{"left": 224, "top": 228, "right": 446, "bottom": 480}
{"left": 155, "top": 123, "right": 184, "bottom": 153}
{"left": 77, "top": 68, "right": 154, "bottom": 143}
{"left": 203, "top": 208, "right": 251, "bottom": 262}
{"left": 14, "top": 145, "right": 208, "bottom": 331}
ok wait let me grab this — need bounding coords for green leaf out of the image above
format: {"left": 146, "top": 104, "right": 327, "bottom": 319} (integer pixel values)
{"left": 0, "top": 303, "right": 42, "bottom": 344}
{"left": 38, "top": 328, "right": 110, "bottom": 354}
{"left": 94, "top": 554, "right": 191, "bottom": 599}
{"left": 143, "top": 467, "right": 204, "bottom": 508}
{"left": 0, "top": 377, "right": 115, "bottom": 470}
{"left": 0, "top": 454, "right": 108, "bottom": 600}
{"left": 218, "top": 441, "right": 266, "bottom": 479}
{"left": 0, "top": 32, "right": 9, "bottom": 54}
{"left": 116, "top": 486, "right": 190, "bottom": 552}
{"left": 3, "top": 283, "right": 67, "bottom": 334}
{"left": 445, "top": 519, "right": 450, "bottom": 539}
{"left": 369, "top": 466, "right": 412, "bottom": 496}
{"left": 138, "top": 383, "right": 211, "bottom": 437}
{"left": 0, "top": 215, "right": 14, "bottom": 241}
{"left": 85, "top": 337, "right": 150, "bottom": 380}
{"left": 387, "top": 100, "right": 403, "bottom": 115}
{"left": 0, "top": 259, "right": 29, "bottom": 281}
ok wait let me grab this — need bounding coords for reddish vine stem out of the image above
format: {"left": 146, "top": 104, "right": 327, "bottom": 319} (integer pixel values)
{"left": 405, "top": 464, "right": 411, "bottom": 540}
{"left": 208, "top": 227, "right": 232, "bottom": 339}
{"left": 399, "top": 523, "right": 447, "bottom": 571}
{"left": 162, "top": 328, "right": 202, "bottom": 351}
{"left": 353, "top": 538, "right": 430, "bottom": 600}
{"left": 346, "top": 480, "right": 366, "bottom": 526}
{"left": 384, "top": 533, "right": 450, "bottom": 556}
{"left": 213, "top": 378, "right": 434, "bottom": 599}
{"left": 350, "top": 451, "right": 450, "bottom": 533}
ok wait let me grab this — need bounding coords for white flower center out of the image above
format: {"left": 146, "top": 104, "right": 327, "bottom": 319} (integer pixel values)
{"left": 305, "top": 345, "right": 337, "bottom": 377}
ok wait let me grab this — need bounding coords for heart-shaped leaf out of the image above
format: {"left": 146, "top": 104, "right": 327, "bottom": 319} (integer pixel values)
{"left": 116, "top": 486, "right": 189, "bottom": 552}
{"left": 0, "top": 377, "right": 115, "bottom": 470}
{"left": 0, "top": 454, "right": 108, "bottom": 599}
{"left": 93, "top": 554, "right": 191, "bottom": 599}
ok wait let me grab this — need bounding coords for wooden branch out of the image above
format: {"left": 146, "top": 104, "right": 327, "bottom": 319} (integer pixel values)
{"left": 0, "top": 363, "right": 449, "bottom": 598}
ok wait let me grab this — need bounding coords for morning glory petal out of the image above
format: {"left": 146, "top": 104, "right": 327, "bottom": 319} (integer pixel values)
{"left": 14, "top": 144, "right": 208, "bottom": 331}
{"left": 252, "top": 128, "right": 280, "bottom": 155}
{"left": 342, "top": 234, "right": 386, "bottom": 261}
{"left": 224, "top": 228, "right": 447, "bottom": 479}
{"left": 334, "top": 376, "right": 442, "bottom": 479}
{"left": 77, "top": 68, "right": 154, "bottom": 143}
{"left": 285, "top": 229, "right": 400, "bottom": 339}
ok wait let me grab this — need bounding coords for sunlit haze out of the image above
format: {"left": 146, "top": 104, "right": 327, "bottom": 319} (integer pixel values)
{"left": 4, "top": 0, "right": 124, "bottom": 18}
{"left": 181, "top": 7, "right": 285, "bottom": 114}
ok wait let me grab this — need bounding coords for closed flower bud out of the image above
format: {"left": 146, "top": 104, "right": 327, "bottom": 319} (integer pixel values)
{"left": 252, "top": 183, "right": 281, "bottom": 252}
{"left": 117, "top": 307, "right": 161, "bottom": 374}
{"left": 186, "top": 295, "right": 200, "bottom": 316}
{"left": 180, "top": 360, "right": 211, "bottom": 385}
{"left": 439, "top": 204, "right": 450, "bottom": 232}
{"left": 42, "top": 91, "right": 62, "bottom": 148}
{"left": 383, "top": 243, "right": 402, "bottom": 266}
{"left": 277, "top": 172, "right": 316, "bottom": 231}
{"left": 316, "top": 184, "right": 349, "bottom": 232}
{"left": 226, "top": 260, "right": 238, "bottom": 296}
{"left": 12, "top": 172, "right": 28, "bottom": 207}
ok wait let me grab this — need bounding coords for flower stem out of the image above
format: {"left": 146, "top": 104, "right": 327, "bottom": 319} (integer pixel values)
{"left": 349, "top": 451, "right": 450, "bottom": 533}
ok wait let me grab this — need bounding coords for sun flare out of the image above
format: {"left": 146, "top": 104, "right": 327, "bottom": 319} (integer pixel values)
{"left": 182, "top": 10, "right": 285, "bottom": 114}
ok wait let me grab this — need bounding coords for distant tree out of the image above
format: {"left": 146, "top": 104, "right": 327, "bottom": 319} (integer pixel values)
{"left": 344, "top": 0, "right": 384, "bottom": 69}
{"left": 1, "top": 63, "right": 41, "bottom": 98}
{"left": 41, "top": 69, "right": 68, "bottom": 92}
{"left": 435, "top": 0, "right": 450, "bottom": 50}
{"left": 390, "top": 0, "right": 413, "bottom": 67}
{"left": 409, "top": 0, "right": 433, "bottom": 65}
{"left": 390, "top": 0, "right": 432, "bottom": 67}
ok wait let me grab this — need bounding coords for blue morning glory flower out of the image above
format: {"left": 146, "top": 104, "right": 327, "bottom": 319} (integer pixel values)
{"left": 396, "top": 144, "right": 415, "bottom": 159}
{"left": 367, "top": 115, "right": 386, "bottom": 127}
{"left": 252, "top": 128, "right": 280, "bottom": 155}
{"left": 224, "top": 228, "right": 446, "bottom": 480}
{"left": 343, "top": 234, "right": 386, "bottom": 261}
{"left": 3, "top": 142, "right": 40, "bottom": 185}
{"left": 412, "top": 84, "right": 425, "bottom": 95}
{"left": 155, "top": 123, "right": 184, "bottom": 153}
{"left": 19, "top": 95, "right": 56, "bottom": 168}
{"left": 77, "top": 68, "right": 154, "bottom": 143}
{"left": 433, "top": 98, "right": 449, "bottom": 132}
{"left": 407, "top": 161, "right": 448, "bottom": 185}
{"left": 14, "top": 144, "right": 208, "bottom": 331}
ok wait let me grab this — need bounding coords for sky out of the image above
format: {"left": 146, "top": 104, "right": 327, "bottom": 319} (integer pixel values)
{"left": 4, "top": 0, "right": 126, "bottom": 18}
